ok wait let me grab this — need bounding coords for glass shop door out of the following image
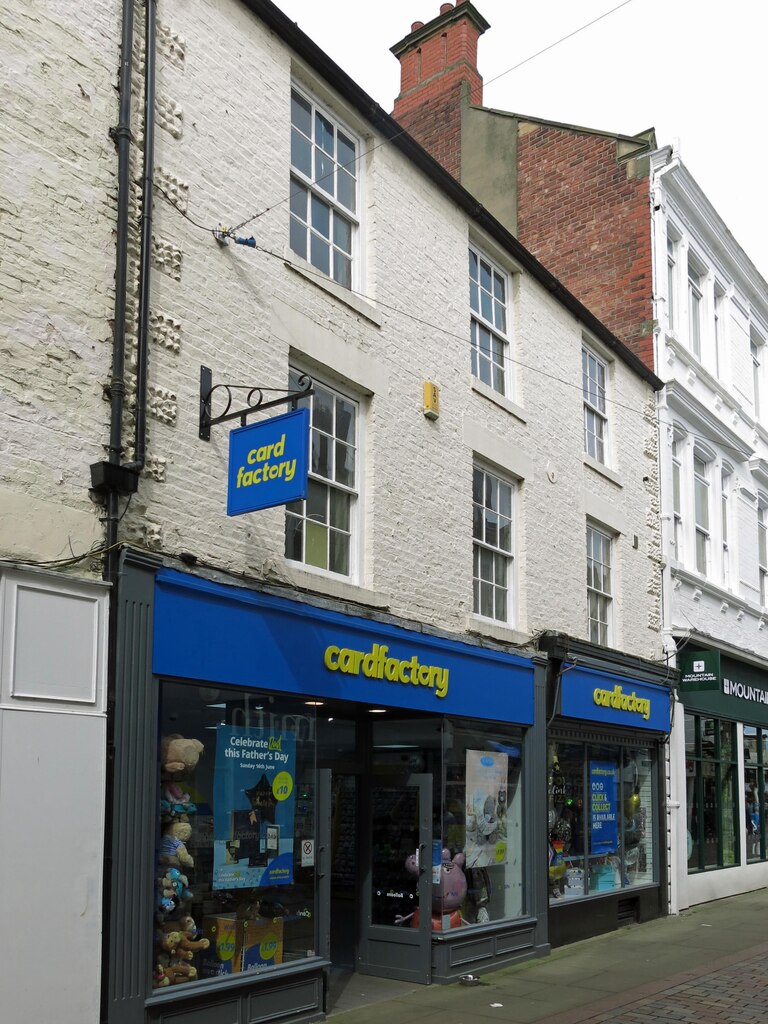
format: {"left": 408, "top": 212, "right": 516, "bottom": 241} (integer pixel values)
{"left": 357, "top": 770, "right": 433, "bottom": 984}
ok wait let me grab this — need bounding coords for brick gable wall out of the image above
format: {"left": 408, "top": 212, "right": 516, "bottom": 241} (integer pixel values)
{"left": 516, "top": 123, "right": 654, "bottom": 369}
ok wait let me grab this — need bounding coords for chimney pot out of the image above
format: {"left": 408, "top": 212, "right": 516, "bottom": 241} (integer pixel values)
{"left": 411, "top": 20, "right": 424, "bottom": 31}
{"left": 440, "top": 3, "right": 453, "bottom": 13}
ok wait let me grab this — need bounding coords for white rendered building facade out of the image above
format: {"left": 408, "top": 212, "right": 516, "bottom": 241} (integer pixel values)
{"left": 652, "top": 146, "right": 768, "bottom": 912}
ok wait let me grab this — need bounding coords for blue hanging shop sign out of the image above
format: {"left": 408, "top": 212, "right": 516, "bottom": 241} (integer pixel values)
{"left": 227, "top": 407, "right": 309, "bottom": 516}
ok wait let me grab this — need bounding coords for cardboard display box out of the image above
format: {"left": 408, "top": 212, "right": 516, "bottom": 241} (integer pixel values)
{"left": 199, "top": 914, "right": 284, "bottom": 977}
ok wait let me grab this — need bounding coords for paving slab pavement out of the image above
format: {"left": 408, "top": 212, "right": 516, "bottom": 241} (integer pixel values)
{"left": 328, "top": 887, "right": 768, "bottom": 1023}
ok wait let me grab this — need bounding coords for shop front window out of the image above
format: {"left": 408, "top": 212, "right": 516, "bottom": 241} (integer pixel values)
{"left": 744, "top": 726, "right": 767, "bottom": 863}
{"left": 369, "top": 717, "right": 525, "bottom": 932}
{"left": 685, "top": 713, "right": 739, "bottom": 872}
{"left": 370, "top": 717, "right": 439, "bottom": 929}
{"left": 441, "top": 720, "right": 524, "bottom": 925}
{"left": 154, "top": 682, "right": 317, "bottom": 989}
{"left": 547, "top": 740, "right": 655, "bottom": 901}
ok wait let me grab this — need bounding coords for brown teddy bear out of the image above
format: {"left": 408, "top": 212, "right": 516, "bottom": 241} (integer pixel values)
{"left": 157, "top": 928, "right": 194, "bottom": 961}
{"left": 160, "top": 818, "right": 194, "bottom": 869}
{"left": 174, "top": 915, "right": 210, "bottom": 954}
{"left": 157, "top": 954, "right": 197, "bottom": 984}
{"left": 161, "top": 735, "right": 204, "bottom": 779}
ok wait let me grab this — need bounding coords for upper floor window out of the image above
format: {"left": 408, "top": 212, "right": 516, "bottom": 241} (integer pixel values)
{"left": 672, "top": 437, "right": 733, "bottom": 582}
{"left": 721, "top": 468, "right": 731, "bottom": 588}
{"left": 693, "top": 452, "right": 710, "bottom": 575}
{"left": 469, "top": 246, "right": 510, "bottom": 395}
{"left": 285, "top": 369, "right": 358, "bottom": 577}
{"left": 751, "top": 328, "right": 764, "bottom": 421}
{"left": 713, "top": 285, "right": 725, "bottom": 379}
{"left": 666, "top": 233, "right": 678, "bottom": 331}
{"left": 290, "top": 88, "right": 358, "bottom": 290}
{"left": 472, "top": 465, "right": 514, "bottom": 623}
{"left": 687, "top": 256, "right": 703, "bottom": 359}
{"left": 672, "top": 434, "right": 684, "bottom": 561}
{"left": 582, "top": 344, "right": 608, "bottom": 464}
{"left": 759, "top": 500, "right": 768, "bottom": 606}
{"left": 586, "top": 522, "right": 612, "bottom": 646}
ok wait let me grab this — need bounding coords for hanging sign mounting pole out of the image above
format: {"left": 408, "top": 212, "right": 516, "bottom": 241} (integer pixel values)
{"left": 199, "top": 366, "right": 313, "bottom": 441}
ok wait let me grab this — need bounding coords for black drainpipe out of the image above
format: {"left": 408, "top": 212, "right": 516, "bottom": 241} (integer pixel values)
{"left": 124, "top": 0, "right": 156, "bottom": 481}
{"left": 93, "top": 0, "right": 155, "bottom": 550}
{"left": 97, "top": 0, "right": 132, "bottom": 1008}
{"left": 98, "top": 0, "right": 156, "bottom": 1020}
{"left": 98, "top": 0, "right": 137, "bottom": 587}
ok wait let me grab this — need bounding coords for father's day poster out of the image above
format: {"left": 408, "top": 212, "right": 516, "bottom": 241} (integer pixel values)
{"left": 213, "top": 725, "right": 296, "bottom": 889}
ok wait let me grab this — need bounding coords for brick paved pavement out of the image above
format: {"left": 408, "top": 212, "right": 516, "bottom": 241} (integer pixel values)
{"left": 329, "top": 889, "right": 768, "bottom": 1023}
{"left": 548, "top": 946, "right": 768, "bottom": 1024}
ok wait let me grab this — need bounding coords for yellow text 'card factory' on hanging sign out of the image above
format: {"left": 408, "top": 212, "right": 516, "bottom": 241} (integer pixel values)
{"left": 227, "top": 407, "right": 309, "bottom": 516}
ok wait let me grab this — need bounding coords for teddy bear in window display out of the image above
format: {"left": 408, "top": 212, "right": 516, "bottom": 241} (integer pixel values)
{"left": 154, "top": 735, "right": 209, "bottom": 986}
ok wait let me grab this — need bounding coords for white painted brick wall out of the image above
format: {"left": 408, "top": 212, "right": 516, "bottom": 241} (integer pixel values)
{"left": 130, "top": 0, "right": 662, "bottom": 660}
{"left": 0, "top": 8, "right": 122, "bottom": 1021}
{"left": 0, "top": 0, "right": 664, "bottom": 657}
{"left": 0, "top": 1, "right": 119, "bottom": 566}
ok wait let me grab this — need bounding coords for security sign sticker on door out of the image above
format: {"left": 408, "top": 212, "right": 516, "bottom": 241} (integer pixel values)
{"left": 302, "top": 839, "right": 315, "bottom": 867}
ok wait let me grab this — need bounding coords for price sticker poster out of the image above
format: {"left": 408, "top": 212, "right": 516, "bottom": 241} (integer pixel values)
{"left": 465, "top": 750, "right": 509, "bottom": 868}
{"left": 589, "top": 760, "right": 619, "bottom": 855}
{"left": 213, "top": 725, "right": 296, "bottom": 890}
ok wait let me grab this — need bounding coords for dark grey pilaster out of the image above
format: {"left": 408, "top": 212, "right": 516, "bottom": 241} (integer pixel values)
{"left": 106, "top": 549, "right": 161, "bottom": 1024}
{"left": 527, "top": 654, "right": 550, "bottom": 951}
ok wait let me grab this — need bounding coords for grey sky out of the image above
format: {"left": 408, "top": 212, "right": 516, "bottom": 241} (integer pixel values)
{"left": 279, "top": 0, "right": 768, "bottom": 282}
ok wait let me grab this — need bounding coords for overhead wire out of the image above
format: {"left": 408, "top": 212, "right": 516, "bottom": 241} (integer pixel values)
{"left": 154, "top": 0, "right": 758, "bottom": 461}
{"left": 156, "top": 182, "right": 764, "bottom": 474}
{"left": 169, "top": 0, "right": 637, "bottom": 239}
{"left": 483, "top": 0, "right": 635, "bottom": 90}
{"left": 155, "top": 184, "right": 656, "bottom": 418}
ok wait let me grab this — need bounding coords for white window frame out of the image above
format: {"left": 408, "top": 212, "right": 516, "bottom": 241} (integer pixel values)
{"left": 586, "top": 522, "right": 613, "bottom": 646}
{"left": 666, "top": 231, "right": 678, "bottom": 332}
{"left": 759, "top": 498, "right": 768, "bottom": 607}
{"left": 671, "top": 431, "right": 685, "bottom": 562}
{"left": 721, "top": 467, "right": 731, "bottom": 589}
{"left": 472, "top": 463, "right": 515, "bottom": 625}
{"left": 582, "top": 343, "right": 609, "bottom": 465}
{"left": 751, "top": 327, "right": 765, "bottom": 421}
{"left": 284, "top": 368, "right": 360, "bottom": 580}
{"left": 713, "top": 284, "right": 726, "bottom": 380}
{"left": 693, "top": 450, "right": 711, "bottom": 576}
{"left": 468, "top": 245, "right": 511, "bottom": 397}
{"left": 289, "top": 86, "right": 360, "bottom": 291}
{"left": 687, "top": 254, "right": 704, "bottom": 359}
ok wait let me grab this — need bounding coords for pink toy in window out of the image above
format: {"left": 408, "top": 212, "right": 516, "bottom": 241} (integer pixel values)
{"left": 395, "top": 847, "right": 468, "bottom": 930}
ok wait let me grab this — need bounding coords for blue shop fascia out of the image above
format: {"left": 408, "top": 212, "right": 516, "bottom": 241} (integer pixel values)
{"left": 103, "top": 554, "right": 674, "bottom": 1024}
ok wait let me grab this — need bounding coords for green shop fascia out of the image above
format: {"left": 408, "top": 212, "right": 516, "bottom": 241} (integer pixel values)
{"left": 679, "top": 648, "right": 768, "bottom": 727}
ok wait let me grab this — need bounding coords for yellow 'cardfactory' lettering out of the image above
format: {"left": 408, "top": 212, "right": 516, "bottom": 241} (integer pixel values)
{"left": 592, "top": 684, "right": 651, "bottom": 721}
{"left": 324, "top": 643, "right": 449, "bottom": 699}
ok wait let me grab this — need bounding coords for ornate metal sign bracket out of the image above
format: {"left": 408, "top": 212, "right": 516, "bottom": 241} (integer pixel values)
{"left": 199, "top": 366, "right": 313, "bottom": 441}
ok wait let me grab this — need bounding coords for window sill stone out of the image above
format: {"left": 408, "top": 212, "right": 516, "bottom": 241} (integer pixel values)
{"left": 284, "top": 248, "right": 382, "bottom": 326}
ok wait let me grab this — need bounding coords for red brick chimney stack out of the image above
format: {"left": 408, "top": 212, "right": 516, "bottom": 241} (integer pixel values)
{"left": 390, "top": 2, "right": 490, "bottom": 178}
